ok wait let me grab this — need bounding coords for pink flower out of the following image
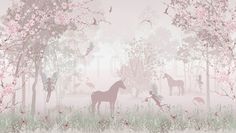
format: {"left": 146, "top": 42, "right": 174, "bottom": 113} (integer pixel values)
{"left": 69, "top": 3, "right": 80, "bottom": 9}
{"left": 15, "top": 14, "right": 21, "bottom": 21}
{"left": 54, "top": 11, "right": 70, "bottom": 25}
{"left": 6, "top": 20, "right": 20, "bottom": 35}
{"left": 34, "top": 16, "right": 40, "bottom": 21}
{"left": 215, "top": 71, "right": 229, "bottom": 83}
{"left": 29, "top": 19, "right": 35, "bottom": 26}
{"left": 195, "top": 7, "right": 207, "bottom": 20}
{"left": 62, "top": 2, "right": 68, "bottom": 9}
{"left": 24, "top": 23, "right": 30, "bottom": 31}
{"left": 31, "top": 14, "right": 35, "bottom": 19}
{"left": 30, "top": 30, "right": 35, "bottom": 35}
{"left": 20, "top": 31, "right": 27, "bottom": 38}
{"left": 226, "top": 21, "right": 236, "bottom": 33}
{"left": 3, "top": 84, "right": 14, "bottom": 95}
{"left": 0, "top": 73, "right": 4, "bottom": 80}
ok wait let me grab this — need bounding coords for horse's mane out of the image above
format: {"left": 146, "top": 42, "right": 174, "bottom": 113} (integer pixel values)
{"left": 108, "top": 80, "right": 122, "bottom": 92}
{"left": 165, "top": 73, "right": 174, "bottom": 80}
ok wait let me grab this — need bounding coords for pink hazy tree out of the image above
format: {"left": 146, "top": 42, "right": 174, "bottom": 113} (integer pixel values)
{"left": 166, "top": 0, "right": 236, "bottom": 109}
{"left": 118, "top": 39, "right": 160, "bottom": 97}
{"left": 1, "top": 0, "right": 104, "bottom": 115}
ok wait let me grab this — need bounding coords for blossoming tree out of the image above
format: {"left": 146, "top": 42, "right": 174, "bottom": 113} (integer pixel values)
{"left": 118, "top": 39, "right": 161, "bottom": 97}
{"left": 166, "top": 0, "right": 236, "bottom": 108}
{"left": 0, "top": 0, "right": 104, "bottom": 115}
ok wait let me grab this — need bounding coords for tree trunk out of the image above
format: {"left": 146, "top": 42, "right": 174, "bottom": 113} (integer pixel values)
{"left": 188, "top": 63, "right": 192, "bottom": 92}
{"left": 12, "top": 54, "right": 23, "bottom": 113}
{"left": 206, "top": 44, "right": 210, "bottom": 110}
{"left": 11, "top": 93, "right": 16, "bottom": 113}
{"left": 159, "top": 78, "right": 162, "bottom": 95}
{"left": 184, "top": 62, "right": 187, "bottom": 93}
{"left": 135, "top": 89, "right": 139, "bottom": 97}
{"left": 21, "top": 74, "right": 26, "bottom": 111}
{"left": 31, "top": 65, "right": 39, "bottom": 116}
{"left": 46, "top": 90, "right": 51, "bottom": 103}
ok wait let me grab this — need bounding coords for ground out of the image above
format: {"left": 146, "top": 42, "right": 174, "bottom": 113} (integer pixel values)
{"left": 1, "top": 91, "right": 235, "bottom": 133}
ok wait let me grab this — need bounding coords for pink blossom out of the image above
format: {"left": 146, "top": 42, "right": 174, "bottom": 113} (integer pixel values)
{"left": 195, "top": 7, "right": 207, "bottom": 20}
{"left": 6, "top": 20, "right": 20, "bottom": 35}
{"left": 3, "top": 84, "right": 14, "bottom": 95}
{"left": 62, "top": 2, "right": 68, "bottom": 9}
{"left": 214, "top": 71, "right": 229, "bottom": 83}
{"left": 69, "top": 3, "right": 80, "bottom": 9}
{"left": 34, "top": 16, "right": 40, "bottom": 21}
{"left": 0, "top": 73, "right": 4, "bottom": 80}
{"left": 20, "top": 31, "right": 27, "bottom": 38}
{"left": 0, "top": 105, "right": 4, "bottom": 111}
{"left": 15, "top": 14, "right": 21, "bottom": 21}
{"left": 54, "top": 11, "right": 70, "bottom": 25}
{"left": 30, "top": 30, "right": 35, "bottom": 35}
{"left": 24, "top": 23, "right": 30, "bottom": 31}
{"left": 29, "top": 19, "right": 35, "bottom": 26}
{"left": 41, "top": 14, "right": 48, "bottom": 23}
{"left": 226, "top": 21, "right": 236, "bottom": 33}
{"left": 31, "top": 14, "right": 35, "bottom": 19}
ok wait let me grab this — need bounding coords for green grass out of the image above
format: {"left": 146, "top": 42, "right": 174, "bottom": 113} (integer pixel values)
{"left": 0, "top": 105, "right": 235, "bottom": 132}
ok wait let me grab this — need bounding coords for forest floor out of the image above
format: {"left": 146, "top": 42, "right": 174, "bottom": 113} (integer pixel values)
{"left": 1, "top": 92, "right": 236, "bottom": 133}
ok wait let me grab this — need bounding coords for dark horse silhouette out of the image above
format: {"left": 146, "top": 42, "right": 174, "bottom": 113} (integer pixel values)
{"left": 91, "top": 80, "right": 126, "bottom": 114}
{"left": 163, "top": 73, "right": 184, "bottom": 96}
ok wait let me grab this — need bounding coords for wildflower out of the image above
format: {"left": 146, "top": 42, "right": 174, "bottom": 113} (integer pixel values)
{"left": 63, "top": 122, "right": 69, "bottom": 129}
{"left": 21, "top": 119, "right": 27, "bottom": 125}
{"left": 124, "top": 120, "right": 129, "bottom": 126}
{"left": 20, "top": 110, "right": 25, "bottom": 114}
{"left": 170, "top": 114, "right": 177, "bottom": 120}
{"left": 214, "top": 112, "right": 218, "bottom": 117}
{"left": 58, "top": 110, "right": 63, "bottom": 114}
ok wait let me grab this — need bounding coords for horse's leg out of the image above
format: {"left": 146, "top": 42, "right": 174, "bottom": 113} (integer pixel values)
{"left": 91, "top": 100, "right": 97, "bottom": 114}
{"left": 112, "top": 103, "right": 115, "bottom": 114}
{"left": 182, "top": 85, "right": 184, "bottom": 95}
{"left": 109, "top": 102, "right": 113, "bottom": 116}
{"left": 199, "top": 84, "right": 202, "bottom": 93}
{"left": 169, "top": 86, "right": 172, "bottom": 96}
{"left": 179, "top": 87, "right": 182, "bottom": 96}
{"left": 97, "top": 101, "right": 101, "bottom": 115}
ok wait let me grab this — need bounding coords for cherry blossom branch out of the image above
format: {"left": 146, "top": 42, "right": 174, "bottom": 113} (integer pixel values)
{"left": 0, "top": 101, "right": 20, "bottom": 113}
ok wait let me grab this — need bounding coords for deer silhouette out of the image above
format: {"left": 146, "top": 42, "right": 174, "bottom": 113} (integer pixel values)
{"left": 163, "top": 73, "right": 184, "bottom": 96}
{"left": 91, "top": 80, "right": 126, "bottom": 115}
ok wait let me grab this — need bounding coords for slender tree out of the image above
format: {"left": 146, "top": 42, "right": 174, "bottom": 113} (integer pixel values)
{"left": 166, "top": 0, "right": 236, "bottom": 109}
{"left": 1, "top": 0, "right": 104, "bottom": 115}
